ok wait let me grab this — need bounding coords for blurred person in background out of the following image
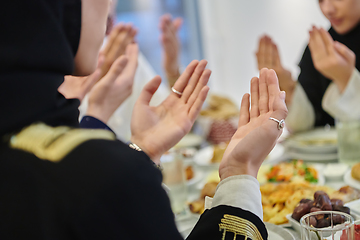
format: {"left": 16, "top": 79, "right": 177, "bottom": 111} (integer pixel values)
{"left": 256, "top": 0, "right": 360, "bottom": 133}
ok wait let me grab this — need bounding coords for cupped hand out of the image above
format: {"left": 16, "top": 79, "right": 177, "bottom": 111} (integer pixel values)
{"left": 100, "top": 23, "right": 137, "bottom": 78}
{"left": 58, "top": 56, "right": 104, "bottom": 102}
{"left": 219, "top": 68, "right": 288, "bottom": 180}
{"left": 159, "top": 14, "right": 183, "bottom": 87}
{"left": 308, "top": 26, "right": 355, "bottom": 93}
{"left": 86, "top": 43, "right": 139, "bottom": 123}
{"left": 130, "top": 60, "right": 210, "bottom": 163}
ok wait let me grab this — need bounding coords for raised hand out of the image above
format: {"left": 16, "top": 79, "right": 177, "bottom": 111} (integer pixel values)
{"left": 100, "top": 23, "right": 137, "bottom": 78}
{"left": 130, "top": 60, "right": 210, "bottom": 163}
{"left": 86, "top": 43, "right": 139, "bottom": 123}
{"left": 58, "top": 57, "right": 103, "bottom": 102}
{"left": 219, "top": 68, "right": 288, "bottom": 180}
{"left": 308, "top": 26, "right": 355, "bottom": 93}
{"left": 159, "top": 14, "right": 183, "bottom": 87}
{"left": 256, "top": 35, "right": 295, "bottom": 104}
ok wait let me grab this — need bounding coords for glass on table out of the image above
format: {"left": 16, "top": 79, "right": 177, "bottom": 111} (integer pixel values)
{"left": 300, "top": 211, "right": 354, "bottom": 240}
{"left": 161, "top": 151, "right": 188, "bottom": 218}
{"left": 336, "top": 118, "right": 360, "bottom": 166}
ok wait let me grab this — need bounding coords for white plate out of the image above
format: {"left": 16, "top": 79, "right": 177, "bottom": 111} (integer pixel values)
{"left": 193, "top": 144, "right": 285, "bottom": 167}
{"left": 265, "top": 222, "right": 296, "bottom": 240}
{"left": 285, "top": 150, "right": 338, "bottom": 162}
{"left": 344, "top": 169, "right": 360, "bottom": 190}
{"left": 284, "top": 128, "right": 337, "bottom": 154}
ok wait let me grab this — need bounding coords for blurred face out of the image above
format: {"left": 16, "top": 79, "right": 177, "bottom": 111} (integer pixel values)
{"left": 73, "top": 0, "right": 111, "bottom": 76}
{"left": 319, "top": 0, "right": 360, "bottom": 34}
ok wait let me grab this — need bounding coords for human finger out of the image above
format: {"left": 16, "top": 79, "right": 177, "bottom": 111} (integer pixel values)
{"left": 188, "top": 86, "right": 210, "bottom": 122}
{"left": 102, "top": 23, "right": 124, "bottom": 55}
{"left": 267, "top": 91, "right": 288, "bottom": 134}
{"left": 171, "top": 60, "right": 199, "bottom": 96}
{"left": 334, "top": 41, "right": 355, "bottom": 62}
{"left": 264, "top": 36, "right": 273, "bottom": 67}
{"left": 181, "top": 60, "right": 208, "bottom": 102}
{"left": 256, "top": 36, "right": 266, "bottom": 69}
{"left": 238, "top": 93, "right": 250, "bottom": 127}
{"left": 101, "top": 56, "right": 128, "bottom": 85}
{"left": 249, "top": 77, "right": 260, "bottom": 119}
{"left": 272, "top": 43, "right": 281, "bottom": 68}
{"left": 319, "top": 28, "right": 335, "bottom": 55}
{"left": 137, "top": 76, "right": 162, "bottom": 105}
{"left": 309, "top": 26, "right": 327, "bottom": 57}
{"left": 173, "top": 17, "right": 183, "bottom": 31}
{"left": 120, "top": 44, "right": 139, "bottom": 78}
{"left": 266, "top": 69, "right": 280, "bottom": 111}
{"left": 186, "top": 68, "right": 211, "bottom": 108}
{"left": 107, "top": 24, "right": 132, "bottom": 59}
{"left": 82, "top": 68, "right": 102, "bottom": 95}
{"left": 258, "top": 68, "right": 269, "bottom": 114}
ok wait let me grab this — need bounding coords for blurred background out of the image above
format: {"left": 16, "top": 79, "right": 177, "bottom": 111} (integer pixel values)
{"left": 116, "top": 0, "right": 329, "bottom": 105}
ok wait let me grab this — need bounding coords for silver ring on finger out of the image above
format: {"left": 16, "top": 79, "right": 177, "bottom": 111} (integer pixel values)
{"left": 269, "top": 117, "right": 285, "bottom": 130}
{"left": 171, "top": 87, "right": 183, "bottom": 96}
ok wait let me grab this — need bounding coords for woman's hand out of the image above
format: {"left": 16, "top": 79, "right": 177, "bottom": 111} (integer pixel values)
{"left": 219, "top": 68, "right": 288, "bottom": 180}
{"left": 256, "top": 35, "right": 295, "bottom": 103}
{"left": 58, "top": 57, "right": 104, "bottom": 102}
{"left": 309, "top": 26, "right": 355, "bottom": 93}
{"left": 159, "top": 14, "right": 182, "bottom": 87}
{"left": 100, "top": 23, "right": 137, "bottom": 78}
{"left": 130, "top": 60, "right": 210, "bottom": 163}
{"left": 86, "top": 44, "right": 139, "bottom": 123}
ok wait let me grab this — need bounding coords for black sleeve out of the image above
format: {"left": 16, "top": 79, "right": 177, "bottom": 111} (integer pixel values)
{"left": 60, "top": 140, "right": 183, "bottom": 240}
{"left": 187, "top": 205, "right": 268, "bottom": 240}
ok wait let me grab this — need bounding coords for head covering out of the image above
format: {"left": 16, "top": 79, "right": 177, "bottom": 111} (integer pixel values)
{"left": 0, "top": 0, "right": 82, "bottom": 137}
{"left": 298, "top": 23, "right": 360, "bottom": 127}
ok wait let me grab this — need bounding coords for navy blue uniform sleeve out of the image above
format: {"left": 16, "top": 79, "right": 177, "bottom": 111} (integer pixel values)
{"left": 79, "top": 116, "right": 115, "bottom": 133}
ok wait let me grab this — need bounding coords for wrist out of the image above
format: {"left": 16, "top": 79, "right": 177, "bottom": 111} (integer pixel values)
{"left": 129, "top": 137, "right": 161, "bottom": 164}
{"left": 86, "top": 106, "right": 111, "bottom": 124}
{"left": 333, "top": 69, "right": 353, "bottom": 94}
{"left": 128, "top": 142, "right": 163, "bottom": 170}
{"left": 219, "top": 162, "right": 258, "bottom": 181}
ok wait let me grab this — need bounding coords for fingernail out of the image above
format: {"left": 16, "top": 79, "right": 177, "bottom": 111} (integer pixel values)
{"left": 280, "top": 91, "right": 286, "bottom": 100}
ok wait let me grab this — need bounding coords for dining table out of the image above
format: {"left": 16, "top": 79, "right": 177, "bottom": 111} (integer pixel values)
{"left": 170, "top": 127, "right": 359, "bottom": 239}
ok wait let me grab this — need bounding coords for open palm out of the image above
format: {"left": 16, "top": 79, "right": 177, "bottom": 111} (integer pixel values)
{"left": 130, "top": 60, "right": 210, "bottom": 163}
{"left": 219, "top": 69, "right": 288, "bottom": 180}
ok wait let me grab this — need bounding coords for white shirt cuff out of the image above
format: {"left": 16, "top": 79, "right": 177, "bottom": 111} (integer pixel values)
{"left": 323, "top": 69, "right": 360, "bottom": 120}
{"left": 286, "top": 84, "right": 315, "bottom": 133}
{"left": 205, "top": 175, "right": 263, "bottom": 220}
